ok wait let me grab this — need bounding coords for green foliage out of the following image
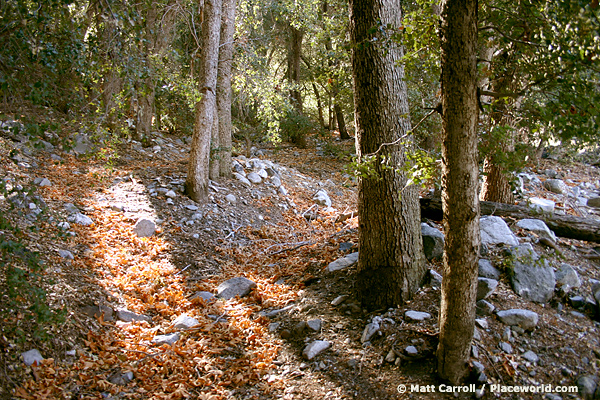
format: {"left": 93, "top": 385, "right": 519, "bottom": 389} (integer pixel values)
{"left": 279, "top": 110, "right": 318, "bottom": 148}
{"left": 0, "top": 181, "right": 65, "bottom": 342}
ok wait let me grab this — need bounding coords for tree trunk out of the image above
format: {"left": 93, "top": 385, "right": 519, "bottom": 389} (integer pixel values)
{"left": 186, "top": 0, "right": 222, "bottom": 202}
{"left": 420, "top": 197, "right": 600, "bottom": 243}
{"left": 437, "top": 0, "right": 480, "bottom": 385}
{"left": 312, "top": 82, "right": 326, "bottom": 129}
{"left": 209, "top": 110, "right": 220, "bottom": 180}
{"left": 334, "top": 103, "right": 349, "bottom": 140}
{"left": 350, "top": 0, "right": 426, "bottom": 311}
{"left": 287, "top": 25, "right": 304, "bottom": 113}
{"left": 216, "top": 0, "right": 236, "bottom": 179}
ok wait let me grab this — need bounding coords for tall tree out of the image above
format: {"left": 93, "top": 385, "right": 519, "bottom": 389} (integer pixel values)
{"left": 216, "top": 0, "right": 237, "bottom": 178}
{"left": 436, "top": 0, "right": 480, "bottom": 384}
{"left": 185, "top": 0, "right": 222, "bottom": 202}
{"left": 350, "top": 0, "right": 426, "bottom": 310}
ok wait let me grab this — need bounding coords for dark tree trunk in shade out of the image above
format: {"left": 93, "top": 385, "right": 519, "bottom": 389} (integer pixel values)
{"left": 349, "top": 0, "right": 426, "bottom": 311}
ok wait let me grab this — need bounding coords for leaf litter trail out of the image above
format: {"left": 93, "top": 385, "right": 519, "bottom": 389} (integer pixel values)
{"left": 16, "top": 148, "right": 357, "bottom": 399}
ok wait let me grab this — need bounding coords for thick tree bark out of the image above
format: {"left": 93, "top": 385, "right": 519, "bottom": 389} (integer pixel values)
{"left": 186, "top": 0, "right": 222, "bottom": 202}
{"left": 350, "top": 0, "right": 426, "bottom": 310}
{"left": 216, "top": 0, "right": 236, "bottom": 179}
{"left": 437, "top": 0, "right": 480, "bottom": 385}
{"left": 334, "top": 103, "right": 349, "bottom": 140}
{"left": 421, "top": 198, "right": 600, "bottom": 243}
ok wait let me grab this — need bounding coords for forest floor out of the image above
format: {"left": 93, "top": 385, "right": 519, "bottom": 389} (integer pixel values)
{"left": 0, "top": 116, "right": 600, "bottom": 400}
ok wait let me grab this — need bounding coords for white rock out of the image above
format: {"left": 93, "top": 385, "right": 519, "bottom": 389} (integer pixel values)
{"left": 361, "top": 317, "right": 381, "bottom": 343}
{"left": 22, "top": 349, "right": 44, "bottom": 366}
{"left": 555, "top": 263, "right": 581, "bottom": 294}
{"left": 271, "top": 176, "right": 282, "bottom": 187}
{"left": 528, "top": 197, "right": 555, "bottom": 213}
{"left": 38, "top": 178, "right": 52, "bottom": 187}
{"left": 522, "top": 350, "right": 539, "bottom": 363}
{"left": 404, "top": 310, "right": 432, "bottom": 322}
{"left": 152, "top": 332, "right": 180, "bottom": 346}
{"left": 257, "top": 169, "right": 269, "bottom": 179}
{"left": 67, "top": 212, "right": 93, "bottom": 226}
{"left": 307, "top": 319, "right": 322, "bottom": 332}
{"left": 116, "top": 308, "right": 151, "bottom": 322}
{"left": 58, "top": 249, "right": 74, "bottom": 260}
{"left": 516, "top": 219, "right": 556, "bottom": 241}
{"left": 327, "top": 252, "right": 359, "bottom": 272}
{"left": 543, "top": 179, "right": 568, "bottom": 194}
{"left": 247, "top": 172, "right": 262, "bottom": 184}
{"left": 57, "top": 221, "right": 71, "bottom": 230}
{"left": 225, "top": 194, "right": 237, "bottom": 203}
{"left": 172, "top": 314, "right": 200, "bottom": 330}
{"left": 165, "top": 190, "right": 177, "bottom": 198}
{"left": 480, "top": 216, "right": 519, "bottom": 246}
{"left": 313, "top": 189, "right": 332, "bottom": 207}
{"left": 302, "top": 340, "right": 330, "bottom": 360}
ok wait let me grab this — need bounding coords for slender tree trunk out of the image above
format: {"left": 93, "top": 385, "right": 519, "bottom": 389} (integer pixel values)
{"left": 334, "top": 103, "right": 349, "bottom": 139}
{"left": 437, "top": 0, "right": 480, "bottom": 385}
{"left": 350, "top": 0, "right": 426, "bottom": 310}
{"left": 312, "top": 82, "right": 326, "bottom": 129}
{"left": 287, "top": 25, "right": 304, "bottom": 113}
{"left": 209, "top": 110, "right": 220, "bottom": 180}
{"left": 216, "top": 0, "right": 236, "bottom": 179}
{"left": 186, "top": 0, "right": 222, "bottom": 202}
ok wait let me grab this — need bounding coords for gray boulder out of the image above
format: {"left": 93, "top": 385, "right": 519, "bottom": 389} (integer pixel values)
{"left": 405, "top": 310, "right": 431, "bottom": 322}
{"left": 421, "top": 223, "right": 444, "bottom": 261}
{"left": 303, "top": 340, "right": 330, "bottom": 360}
{"left": 555, "top": 263, "right": 581, "bottom": 294}
{"left": 216, "top": 277, "right": 257, "bottom": 299}
{"left": 543, "top": 179, "right": 568, "bottom": 194}
{"left": 480, "top": 216, "right": 519, "bottom": 247}
{"left": 509, "top": 244, "right": 555, "bottom": 303}
{"left": 477, "top": 278, "right": 498, "bottom": 300}
{"left": 516, "top": 219, "right": 556, "bottom": 241}
{"left": 496, "top": 309, "right": 539, "bottom": 330}
{"left": 327, "top": 252, "right": 358, "bottom": 272}
{"left": 247, "top": 172, "right": 262, "bottom": 184}
{"left": 478, "top": 259, "right": 501, "bottom": 280}
{"left": 116, "top": 308, "right": 151, "bottom": 322}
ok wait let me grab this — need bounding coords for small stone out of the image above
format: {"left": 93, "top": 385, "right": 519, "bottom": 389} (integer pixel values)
{"left": 499, "top": 342, "right": 513, "bottom": 354}
{"left": 405, "top": 346, "right": 419, "bottom": 357}
{"left": 331, "top": 295, "right": 348, "bottom": 306}
{"left": 22, "top": 349, "right": 43, "bottom": 366}
{"left": 38, "top": 178, "right": 52, "bottom": 187}
{"left": 555, "top": 263, "right": 581, "bottom": 294}
{"left": 216, "top": 277, "right": 257, "bottom": 299}
{"left": 57, "top": 221, "right": 71, "bottom": 230}
{"left": 327, "top": 252, "right": 358, "bottom": 272}
{"left": 225, "top": 194, "right": 237, "bottom": 203}
{"left": 67, "top": 212, "right": 93, "bottom": 226}
{"left": 133, "top": 218, "right": 156, "bottom": 237}
{"left": 152, "top": 333, "right": 180, "bottom": 346}
{"left": 116, "top": 308, "right": 151, "bottom": 323}
{"left": 570, "top": 295, "right": 585, "bottom": 308}
{"left": 472, "top": 361, "right": 485, "bottom": 374}
{"left": 516, "top": 219, "right": 557, "bottom": 241}
{"left": 361, "top": 318, "right": 381, "bottom": 343}
{"left": 302, "top": 340, "right": 330, "bottom": 360}
{"left": 191, "top": 291, "right": 215, "bottom": 302}
{"left": 257, "top": 169, "right": 269, "bottom": 179}
{"left": 108, "top": 370, "right": 134, "bottom": 386}
{"left": 271, "top": 176, "right": 282, "bottom": 187}
{"left": 165, "top": 190, "right": 177, "bottom": 198}
{"left": 404, "top": 310, "right": 431, "bottom": 322}
{"left": 172, "top": 314, "right": 200, "bottom": 330}
{"left": 307, "top": 319, "right": 322, "bottom": 332}
{"left": 268, "top": 322, "right": 280, "bottom": 332}
{"left": 480, "top": 216, "right": 519, "bottom": 247}
{"left": 247, "top": 172, "right": 262, "bottom": 184}
{"left": 429, "top": 269, "right": 443, "bottom": 287}
{"left": 185, "top": 204, "right": 198, "bottom": 210}
{"left": 234, "top": 172, "right": 251, "bottom": 186}
{"left": 522, "top": 350, "right": 539, "bottom": 363}
{"left": 385, "top": 349, "right": 396, "bottom": 363}
{"left": 475, "top": 318, "right": 488, "bottom": 329}
{"left": 58, "top": 249, "right": 74, "bottom": 260}
{"left": 313, "top": 189, "right": 332, "bottom": 207}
